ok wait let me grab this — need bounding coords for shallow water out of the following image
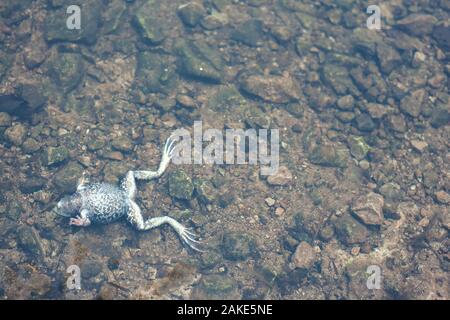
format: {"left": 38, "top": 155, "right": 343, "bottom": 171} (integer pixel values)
{"left": 0, "top": 0, "right": 449, "bottom": 300}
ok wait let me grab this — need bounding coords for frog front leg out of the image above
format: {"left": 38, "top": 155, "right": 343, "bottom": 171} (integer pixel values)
{"left": 126, "top": 201, "right": 203, "bottom": 252}
{"left": 69, "top": 209, "right": 91, "bottom": 227}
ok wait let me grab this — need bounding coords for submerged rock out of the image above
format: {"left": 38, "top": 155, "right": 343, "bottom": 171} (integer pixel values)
{"left": 399, "top": 89, "right": 426, "bottom": 118}
{"left": 43, "top": 146, "right": 69, "bottom": 166}
{"left": 351, "top": 192, "right": 384, "bottom": 226}
{"left": 192, "top": 274, "right": 240, "bottom": 299}
{"left": 54, "top": 162, "right": 84, "bottom": 194}
{"left": 44, "top": 0, "right": 101, "bottom": 44}
{"left": 17, "top": 226, "right": 45, "bottom": 259}
{"left": 231, "top": 19, "right": 264, "bottom": 47}
{"left": 48, "top": 52, "right": 85, "bottom": 93}
{"left": 308, "top": 144, "right": 349, "bottom": 168}
{"left": 333, "top": 213, "right": 369, "bottom": 245}
{"left": 134, "top": 51, "right": 177, "bottom": 94}
{"left": 267, "top": 166, "right": 293, "bottom": 186}
{"left": 348, "top": 136, "right": 370, "bottom": 160}
{"left": 239, "top": 73, "right": 300, "bottom": 104}
{"left": 291, "top": 241, "right": 317, "bottom": 270}
{"left": 4, "top": 123, "right": 27, "bottom": 146}
{"left": 396, "top": 14, "right": 437, "bottom": 37}
{"left": 222, "top": 232, "right": 255, "bottom": 261}
{"left": 174, "top": 40, "right": 224, "bottom": 83}
{"left": 177, "top": 2, "right": 206, "bottom": 27}
{"left": 0, "top": 84, "right": 47, "bottom": 117}
{"left": 133, "top": 0, "right": 166, "bottom": 44}
{"left": 169, "top": 169, "right": 194, "bottom": 200}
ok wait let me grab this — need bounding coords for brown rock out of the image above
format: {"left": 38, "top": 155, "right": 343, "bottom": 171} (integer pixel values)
{"left": 240, "top": 73, "right": 300, "bottom": 104}
{"left": 435, "top": 190, "right": 450, "bottom": 204}
{"left": 291, "top": 241, "right": 317, "bottom": 269}
{"left": 351, "top": 192, "right": 384, "bottom": 225}
{"left": 396, "top": 14, "right": 438, "bottom": 37}
{"left": 267, "top": 166, "right": 293, "bottom": 186}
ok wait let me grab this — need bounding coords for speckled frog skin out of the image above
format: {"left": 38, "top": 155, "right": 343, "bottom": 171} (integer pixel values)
{"left": 55, "top": 136, "right": 202, "bottom": 251}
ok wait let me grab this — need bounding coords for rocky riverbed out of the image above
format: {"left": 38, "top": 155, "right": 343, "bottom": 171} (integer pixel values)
{"left": 0, "top": 0, "right": 449, "bottom": 299}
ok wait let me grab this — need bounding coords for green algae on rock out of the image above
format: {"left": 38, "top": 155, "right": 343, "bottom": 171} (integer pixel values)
{"left": 169, "top": 169, "right": 194, "bottom": 200}
{"left": 133, "top": 0, "right": 166, "bottom": 45}
{"left": 48, "top": 52, "right": 85, "bottom": 93}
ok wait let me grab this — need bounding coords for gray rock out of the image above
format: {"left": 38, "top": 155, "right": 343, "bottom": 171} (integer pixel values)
{"left": 43, "top": 146, "right": 69, "bottom": 166}
{"left": 44, "top": 0, "right": 101, "bottom": 44}
{"left": 348, "top": 136, "right": 370, "bottom": 160}
{"left": 376, "top": 43, "right": 402, "bottom": 74}
{"left": 432, "top": 23, "right": 450, "bottom": 52}
{"left": 430, "top": 104, "right": 450, "bottom": 128}
{"left": 168, "top": 169, "right": 194, "bottom": 200}
{"left": 48, "top": 52, "right": 85, "bottom": 93}
{"left": 379, "top": 182, "right": 401, "bottom": 201}
{"left": 400, "top": 89, "right": 426, "bottom": 118}
{"left": 308, "top": 144, "right": 349, "bottom": 168}
{"left": 337, "top": 95, "right": 355, "bottom": 110}
{"left": 222, "top": 232, "right": 255, "bottom": 261}
{"left": 239, "top": 73, "right": 300, "bottom": 104}
{"left": 17, "top": 225, "right": 45, "bottom": 259}
{"left": 231, "top": 19, "right": 264, "bottom": 47}
{"left": 354, "top": 113, "right": 376, "bottom": 132}
{"left": 333, "top": 213, "right": 369, "bottom": 245}
{"left": 134, "top": 51, "right": 177, "bottom": 94}
{"left": 177, "top": 2, "right": 206, "bottom": 27}
{"left": 133, "top": 0, "right": 166, "bottom": 44}
{"left": 0, "top": 112, "right": 11, "bottom": 127}
{"left": 193, "top": 179, "right": 217, "bottom": 204}
{"left": 174, "top": 40, "right": 224, "bottom": 83}
{"left": 351, "top": 192, "right": 384, "bottom": 226}
{"left": 396, "top": 14, "right": 437, "bottom": 37}
{"left": 111, "top": 135, "right": 134, "bottom": 153}
{"left": 19, "top": 176, "right": 46, "bottom": 194}
{"left": 54, "top": 162, "right": 84, "bottom": 194}
{"left": 192, "top": 274, "right": 240, "bottom": 299}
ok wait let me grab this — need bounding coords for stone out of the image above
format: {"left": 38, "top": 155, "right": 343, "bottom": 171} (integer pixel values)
{"left": 0, "top": 85, "right": 47, "bottom": 117}
{"left": 200, "top": 12, "right": 228, "bottom": 30}
{"left": 111, "top": 135, "right": 134, "bottom": 153}
{"left": 192, "top": 274, "right": 240, "bottom": 299}
{"left": 399, "top": 89, "right": 426, "bottom": 118}
{"left": 366, "top": 102, "right": 390, "bottom": 119}
{"left": 44, "top": 0, "right": 101, "bottom": 44}
{"left": 0, "top": 112, "right": 11, "bottom": 127}
{"left": 267, "top": 166, "right": 293, "bottom": 186}
{"left": 5, "top": 123, "right": 27, "bottom": 146}
{"left": 53, "top": 162, "right": 84, "bottom": 194}
{"left": 354, "top": 113, "right": 376, "bottom": 132}
{"left": 231, "top": 19, "right": 264, "bottom": 47}
{"left": 410, "top": 140, "right": 428, "bottom": 153}
{"left": 19, "top": 176, "right": 46, "bottom": 194}
{"left": 308, "top": 144, "right": 349, "bottom": 168}
{"left": 379, "top": 183, "right": 401, "bottom": 201}
{"left": 134, "top": 51, "right": 177, "bottom": 94}
{"left": 98, "top": 283, "right": 118, "bottom": 300}
{"left": 239, "top": 73, "right": 300, "bottom": 104}
{"left": 396, "top": 14, "right": 438, "bottom": 37}
{"left": 193, "top": 179, "right": 217, "bottom": 204}
{"left": 48, "top": 52, "right": 85, "bottom": 93}
{"left": 222, "top": 232, "right": 255, "bottom": 261}
{"left": 348, "top": 136, "right": 370, "bottom": 160}
{"left": 291, "top": 241, "right": 316, "bottom": 269}
{"left": 168, "top": 169, "right": 194, "bottom": 200}
{"left": 336, "top": 95, "right": 355, "bottom": 110}
{"left": 333, "top": 213, "right": 369, "bottom": 245}
{"left": 43, "top": 146, "right": 69, "bottom": 166}
{"left": 265, "top": 197, "right": 275, "bottom": 207}
{"left": 376, "top": 43, "right": 402, "bottom": 74}
{"left": 435, "top": 190, "right": 450, "bottom": 204}
{"left": 177, "top": 2, "right": 206, "bottom": 27}
{"left": 174, "top": 40, "right": 224, "bottom": 83}
{"left": 351, "top": 192, "right": 384, "bottom": 226}
{"left": 430, "top": 104, "right": 450, "bottom": 128}
{"left": 17, "top": 225, "right": 45, "bottom": 259}
{"left": 432, "top": 23, "right": 450, "bottom": 51}
{"left": 133, "top": 0, "right": 166, "bottom": 44}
